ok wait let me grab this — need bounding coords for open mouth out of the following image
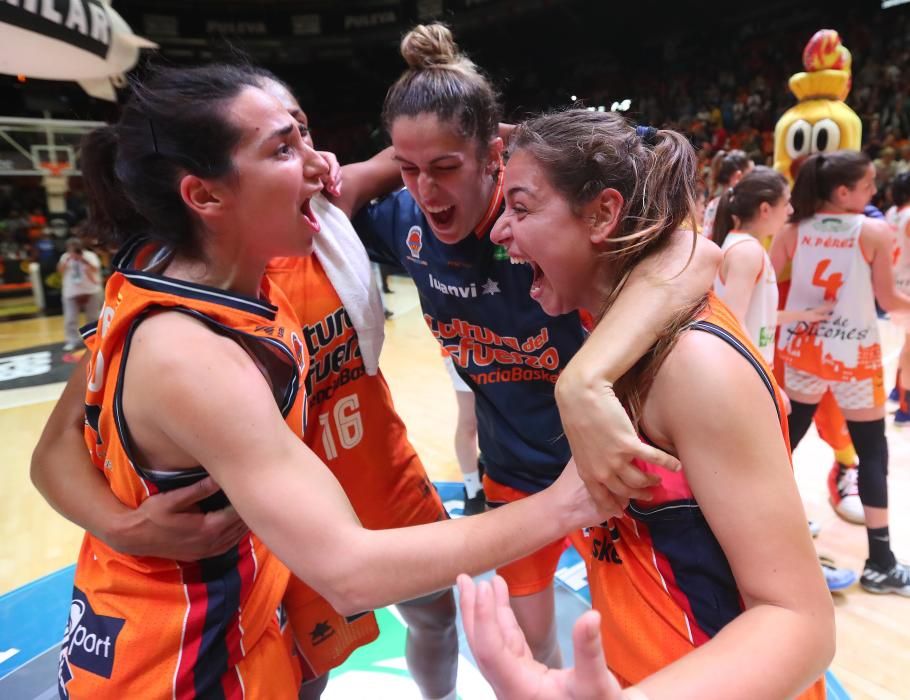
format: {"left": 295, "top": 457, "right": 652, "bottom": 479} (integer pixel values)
{"left": 425, "top": 203, "right": 456, "bottom": 228}
{"left": 300, "top": 198, "right": 321, "bottom": 233}
{"left": 507, "top": 253, "right": 544, "bottom": 298}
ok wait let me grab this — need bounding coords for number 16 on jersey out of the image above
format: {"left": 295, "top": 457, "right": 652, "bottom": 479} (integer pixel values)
{"left": 317, "top": 394, "right": 364, "bottom": 460}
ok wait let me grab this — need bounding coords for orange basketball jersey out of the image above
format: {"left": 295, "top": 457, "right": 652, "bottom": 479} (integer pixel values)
{"left": 267, "top": 255, "right": 446, "bottom": 678}
{"left": 587, "top": 297, "right": 824, "bottom": 700}
{"left": 62, "top": 239, "right": 306, "bottom": 699}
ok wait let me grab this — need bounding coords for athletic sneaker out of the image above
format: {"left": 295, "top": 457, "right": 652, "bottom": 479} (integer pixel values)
{"left": 820, "top": 556, "right": 857, "bottom": 592}
{"left": 827, "top": 462, "right": 864, "bottom": 524}
{"left": 860, "top": 559, "right": 910, "bottom": 596}
{"left": 894, "top": 408, "right": 910, "bottom": 427}
{"left": 808, "top": 520, "right": 821, "bottom": 538}
{"left": 888, "top": 385, "right": 901, "bottom": 405}
{"left": 463, "top": 488, "right": 486, "bottom": 516}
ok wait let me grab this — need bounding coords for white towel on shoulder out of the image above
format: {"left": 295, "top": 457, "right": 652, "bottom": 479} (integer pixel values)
{"left": 310, "top": 193, "right": 385, "bottom": 375}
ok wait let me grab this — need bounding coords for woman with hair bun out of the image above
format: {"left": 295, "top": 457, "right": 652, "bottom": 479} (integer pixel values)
{"left": 354, "top": 23, "right": 720, "bottom": 666}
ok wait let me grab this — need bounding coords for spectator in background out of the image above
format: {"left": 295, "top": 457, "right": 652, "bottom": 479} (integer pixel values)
{"left": 57, "top": 237, "right": 102, "bottom": 351}
{"left": 897, "top": 143, "right": 910, "bottom": 175}
{"left": 875, "top": 147, "right": 899, "bottom": 190}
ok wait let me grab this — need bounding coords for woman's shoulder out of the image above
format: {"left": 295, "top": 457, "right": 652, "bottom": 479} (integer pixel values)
{"left": 645, "top": 320, "right": 776, "bottom": 438}
{"left": 129, "top": 310, "right": 255, "bottom": 379}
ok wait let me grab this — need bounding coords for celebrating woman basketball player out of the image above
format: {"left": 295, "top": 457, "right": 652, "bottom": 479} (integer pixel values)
{"left": 459, "top": 109, "right": 834, "bottom": 699}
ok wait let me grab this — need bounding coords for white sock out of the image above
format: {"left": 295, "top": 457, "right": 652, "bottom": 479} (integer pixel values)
{"left": 463, "top": 471, "right": 482, "bottom": 498}
{"left": 424, "top": 690, "right": 457, "bottom": 700}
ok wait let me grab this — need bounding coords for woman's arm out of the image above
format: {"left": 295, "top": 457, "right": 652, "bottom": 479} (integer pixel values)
{"left": 776, "top": 305, "right": 834, "bottom": 325}
{"left": 555, "top": 230, "right": 720, "bottom": 505}
{"left": 865, "top": 218, "right": 910, "bottom": 312}
{"left": 633, "top": 330, "right": 835, "bottom": 699}
{"left": 330, "top": 147, "right": 402, "bottom": 219}
{"left": 127, "top": 312, "right": 613, "bottom": 616}
{"left": 30, "top": 355, "right": 249, "bottom": 560}
{"left": 715, "top": 241, "right": 763, "bottom": 325}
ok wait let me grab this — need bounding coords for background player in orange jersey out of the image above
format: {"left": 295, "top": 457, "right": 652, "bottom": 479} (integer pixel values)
{"left": 256, "top": 70, "right": 461, "bottom": 700}
{"left": 458, "top": 109, "right": 834, "bottom": 700}
{"left": 772, "top": 151, "right": 910, "bottom": 594}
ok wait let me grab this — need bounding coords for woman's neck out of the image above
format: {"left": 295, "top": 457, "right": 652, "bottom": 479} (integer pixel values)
{"left": 817, "top": 202, "right": 858, "bottom": 215}
{"left": 467, "top": 172, "right": 500, "bottom": 236}
{"left": 733, "top": 222, "right": 771, "bottom": 243}
{"left": 165, "top": 238, "right": 268, "bottom": 298}
{"left": 580, "top": 259, "right": 618, "bottom": 318}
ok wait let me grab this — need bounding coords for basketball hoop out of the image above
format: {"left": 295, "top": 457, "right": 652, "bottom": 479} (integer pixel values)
{"left": 39, "top": 162, "right": 71, "bottom": 176}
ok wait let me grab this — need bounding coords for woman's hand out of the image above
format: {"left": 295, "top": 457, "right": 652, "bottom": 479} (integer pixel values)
{"left": 801, "top": 303, "right": 835, "bottom": 323}
{"left": 550, "top": 458, "right": 625, "bottom": 531}
{"left": 107, "top": 477, "right": 248, "bottom": 560}
{"left": 556, "top": 374, "right": 680, "bottom": 509}
{"left": 457, "top": 574, "right": 626, "bottom": 700}
{"left": 317, "top": 150, "right": 343, "bottom": 198}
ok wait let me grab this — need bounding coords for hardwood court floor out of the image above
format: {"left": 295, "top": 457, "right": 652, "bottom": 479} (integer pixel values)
{"left": 2, "top": 275, "right": 909, "bottom": 699}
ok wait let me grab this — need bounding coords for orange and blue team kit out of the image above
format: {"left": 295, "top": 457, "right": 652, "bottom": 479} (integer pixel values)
{"left": 586, "top": 297, "right": 824, "bottom": 700}
{"left": 63, "top": 238, "right": 305, "bottom": 698}
{"left": 266, "top": 254, "right": 448, "bottom": 676}
{"left": 354, "top": 176, "right": 590, "bottom": 595}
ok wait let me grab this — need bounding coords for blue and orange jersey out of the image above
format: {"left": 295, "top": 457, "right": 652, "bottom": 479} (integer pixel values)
{"left": 353, "top": 177, "right": 587, "bottom": 492}
{"left": 587, "top": 297, "right": 824, "bottom": 700}
{"left": 63, "top": 238, "right": 306, "bottom": 699}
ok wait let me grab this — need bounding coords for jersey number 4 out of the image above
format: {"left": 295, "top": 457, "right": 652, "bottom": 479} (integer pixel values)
{"left": 812, "top": 259, "right": 844, "bottom": 301}
{"left": 318, "top": 394, "right": 364, "bottom": 460}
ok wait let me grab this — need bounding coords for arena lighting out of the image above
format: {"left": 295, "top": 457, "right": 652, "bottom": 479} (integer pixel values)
{"left": 571, "top": 94, "right": 577, "bottom": 101}
{"left": 882, "top": 0, "right": 910, "bottom": 7}
{"left": 611, "top": 99, "right": 632, "bottom": 112}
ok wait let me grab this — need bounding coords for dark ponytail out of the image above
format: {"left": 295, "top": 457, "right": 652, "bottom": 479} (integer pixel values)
{"left": 789, "top": 150, "right": 871, "bottom": 222}
{"left": 80, "top": 126, "right": 146, "bottom": 245}
{"left": 713, "top": 166, "right": 789, "bottom": 247}
{"left": 891, "top": 172, "right": 910, "bottom": 208}
{"left": 80, "top": 63, "right": 260, "bottom": 256}
{"left": 709, "top": 149, "right": 752, "bottom": 193}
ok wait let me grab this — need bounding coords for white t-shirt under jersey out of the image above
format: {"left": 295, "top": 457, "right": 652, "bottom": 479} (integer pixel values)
{"left": 714, "top": 232, "right": 778, "bottom": 364}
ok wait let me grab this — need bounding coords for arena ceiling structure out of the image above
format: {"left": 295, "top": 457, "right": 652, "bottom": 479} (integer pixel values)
{"left": 0, "top": 0, "right": 892, "bottom": 164}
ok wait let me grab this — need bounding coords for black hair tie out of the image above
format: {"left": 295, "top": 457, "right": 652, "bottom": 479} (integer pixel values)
{"left": 635, "top": 125, "right": 659, "bottom": 147}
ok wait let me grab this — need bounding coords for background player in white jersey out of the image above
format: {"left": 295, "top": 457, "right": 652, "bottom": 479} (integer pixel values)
{"left": 888, "top": 172, "right": 910, "bottom": 426}
{"left": 713, "top": 166, "right": 834, "bottom": 366}
{"left": 702, "top": 150, "right": 753, "bottom": 239}
{"left": 771, "top": 150, "right": 910, "bottom": 595}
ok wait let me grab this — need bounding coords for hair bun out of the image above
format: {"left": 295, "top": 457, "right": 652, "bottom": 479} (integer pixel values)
{"left": 400, "top": 23, "right": 461, "bottom": 69}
